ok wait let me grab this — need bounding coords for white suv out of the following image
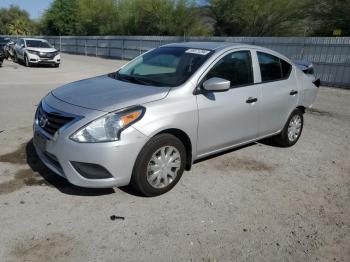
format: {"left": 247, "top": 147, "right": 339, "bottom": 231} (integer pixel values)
{"left": 14, "top": 38, "right": 60, "bottom": 67}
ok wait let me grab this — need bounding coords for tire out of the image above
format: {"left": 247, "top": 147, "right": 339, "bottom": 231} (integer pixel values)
{"left": 13, "top": 53, "right": 18, "bottom": 63}
{"left": 131, "top": 133, "right": 186, "bottom": 197}
{"left": 273, "top": 108, "right": 304, "bottom": 147}
{"left": 24, "top": 55, "right": 31, "bottom": 67}
{"left": 54, "top": 63, "right": 59, "bottom": 68}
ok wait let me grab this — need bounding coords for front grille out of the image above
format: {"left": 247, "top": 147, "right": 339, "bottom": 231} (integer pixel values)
{"left": 37, "top": 105, "right": 74, "bottom": 135}
{"left": 39, "top": 52, "right": 56, "bottom": 59}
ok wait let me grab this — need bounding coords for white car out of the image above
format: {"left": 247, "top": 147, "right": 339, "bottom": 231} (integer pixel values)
{"left": 14, "top": 38, "right": 60, "bottom": 67}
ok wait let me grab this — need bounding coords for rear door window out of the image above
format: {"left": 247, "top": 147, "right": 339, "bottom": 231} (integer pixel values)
{"left": 257, "top": 52, "right": 292, "bottom": 82}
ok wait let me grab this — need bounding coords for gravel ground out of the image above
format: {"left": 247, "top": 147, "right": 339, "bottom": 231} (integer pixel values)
{"left": 0, "top": 54, "right": 349, "bottom": 262}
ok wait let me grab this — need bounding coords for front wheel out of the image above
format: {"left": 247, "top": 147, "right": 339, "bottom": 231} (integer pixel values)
{"left": 131, "top": 134, "right": 186, "bottom": 197}
{"left": 24, "top": 55, "right": 31, "bottom": 67}
{"left": 273, "top": 108, "right": 304, "bottom": 147}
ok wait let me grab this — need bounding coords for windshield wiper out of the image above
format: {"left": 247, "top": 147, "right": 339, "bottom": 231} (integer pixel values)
{"left": 116, "top": 73, "right": 165, "bottom": 87}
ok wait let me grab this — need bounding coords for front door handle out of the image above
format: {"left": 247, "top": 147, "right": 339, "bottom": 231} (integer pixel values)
{"left": 246, "top": 97, "right": 258, "bottom": 104}
{"left": 290, "top": 90, "right": 298, "bottom": 95}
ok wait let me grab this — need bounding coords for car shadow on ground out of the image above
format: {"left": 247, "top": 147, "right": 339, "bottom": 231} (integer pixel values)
{"left": 25, "top": 137, "right": 278, "bottom": 197}
{"left": 25, "top": 140, "right": 115, "bottom": 196}
{"left": 6, "top": 59, "right": 58, "bottom": 68}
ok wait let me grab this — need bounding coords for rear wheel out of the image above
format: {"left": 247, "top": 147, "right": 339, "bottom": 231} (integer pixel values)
{"left": 131, "top": 134, "right": 186, "bottom": 196}
{"left": 273, "top": 108, "right": 304, "bottom": 147}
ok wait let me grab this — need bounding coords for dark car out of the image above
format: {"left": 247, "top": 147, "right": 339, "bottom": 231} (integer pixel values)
{"left": 4, "top": 40, "right": 15, "bottom": 60}
{"left": 0, "top": 37, "right": 11, "bottom": 67}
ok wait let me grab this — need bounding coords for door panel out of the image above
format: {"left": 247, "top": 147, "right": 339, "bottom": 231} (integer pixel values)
{"left": 256, "top": 51, "right": 299, "bottom": 136}
{"left": 196, "top": 50, "right": 260, "bottom": 157}
{"left": 196, "top": 85, "right": 260, "bottom": 156}
{"left": 259, "top": 77, "right": 298, "bottom": 136}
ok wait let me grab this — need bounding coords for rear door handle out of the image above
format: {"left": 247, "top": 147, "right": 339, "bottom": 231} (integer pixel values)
{"left": 246, "top": 97, "right": 258, "bottom": 104}
{"left": 290, "top": 90, "right": 298, "bottom": 95}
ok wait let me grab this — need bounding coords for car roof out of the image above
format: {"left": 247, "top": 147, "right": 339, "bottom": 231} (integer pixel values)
{"left": 162, "top": 41, "right": 254, "bottom": 51}
{"left": 161, "top": 41, "right": 292, "bottom": 62}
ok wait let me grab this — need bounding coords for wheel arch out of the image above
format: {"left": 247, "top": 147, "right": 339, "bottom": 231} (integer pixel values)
{"left": 154, "top": 128, "right": 193, "bottom": 171}
{"left": 296, "top": 105, "right": 306, "bottom": 114}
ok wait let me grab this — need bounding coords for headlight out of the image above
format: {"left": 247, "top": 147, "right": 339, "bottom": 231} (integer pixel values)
{"left": 70, "top": 106, "right": 145, "bottom": 143}
{"left": 27, "top": 50, "right": 40, "bottom": 55}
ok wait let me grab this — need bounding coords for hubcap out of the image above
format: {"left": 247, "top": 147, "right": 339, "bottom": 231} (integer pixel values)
{"left": 146, "top": 146, "right": 181, "bottom": 189}
{"left": 288, "top": 115, "right": 302, "bottom": 142}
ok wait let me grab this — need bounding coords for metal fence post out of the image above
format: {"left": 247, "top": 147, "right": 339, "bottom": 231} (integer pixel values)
{"left": 122, "top": 39, "right": 125, "bottom": 60}
{"left": 75, "top": 38, "right": 78, "bottom": 54}
{"left": 96, "top": 39, "right": 98, "bottom": 57}
{"left": 108, "top": 39, "right": 111, "bottom": 58}
{"left": 85, "top": 39, "right": 87, "bottom": 56}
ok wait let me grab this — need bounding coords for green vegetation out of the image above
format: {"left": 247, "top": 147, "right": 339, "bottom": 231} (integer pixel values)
{"left": 307, "top": 0, "right": 350, "bottom": 36}
{"left": 210, "top": 0, "right": 309, "bottom": 36}
{"left": 0, "top": 5, "right": 37, "bottom": 35}
{"left": 0, "top": 0, "right": 348, "bottom": 36}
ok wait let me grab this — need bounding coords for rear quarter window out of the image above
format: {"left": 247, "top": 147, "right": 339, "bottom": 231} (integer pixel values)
{"left": 257, "top": 52, "right": 292, "bottom": 82}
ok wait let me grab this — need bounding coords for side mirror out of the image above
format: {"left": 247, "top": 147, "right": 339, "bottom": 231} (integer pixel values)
{"left": 202, "top": 77, "right": 230, "bottom": 92}
{"left": 20, "top": 44, "right": 25, "bottom": 48}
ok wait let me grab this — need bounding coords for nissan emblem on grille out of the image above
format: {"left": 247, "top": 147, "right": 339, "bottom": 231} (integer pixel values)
{"left": 39, "top": 114, "right": 49, "bottom": 128}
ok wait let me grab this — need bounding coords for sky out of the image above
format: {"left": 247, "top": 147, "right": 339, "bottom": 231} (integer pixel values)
{"left": 0, "top": 0, "right": 53, "bottom": 19}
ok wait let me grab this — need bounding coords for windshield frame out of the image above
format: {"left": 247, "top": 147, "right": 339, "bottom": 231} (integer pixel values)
{"left": 25, "top": 39, "right": 52, "bottom": 48}
{"left": 115, "top": 47, "right": 214, "bottom": 88}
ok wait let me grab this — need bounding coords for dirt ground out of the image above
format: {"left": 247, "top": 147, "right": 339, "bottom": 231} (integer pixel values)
{"left": 0, "top": 54, "right": 349, "bottom": 262}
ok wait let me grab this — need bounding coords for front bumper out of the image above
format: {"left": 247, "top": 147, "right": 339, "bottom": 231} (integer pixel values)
{"left": 27, "top": 53, "right": 60, "bottom": 64}
{"left": 33, "top": 97, "right": 149, "bottom": 188}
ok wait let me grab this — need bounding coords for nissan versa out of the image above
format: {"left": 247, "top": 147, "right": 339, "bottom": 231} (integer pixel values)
{"left": 33, "top": 42, "right": 319, "bottom": 196}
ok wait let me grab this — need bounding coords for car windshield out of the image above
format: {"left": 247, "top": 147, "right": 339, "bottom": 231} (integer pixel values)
{"left": 26, "top": 40, "right": 52, "bottom": 48}
{"left": 116, "top": 47, "right": 213, "bottom": 87}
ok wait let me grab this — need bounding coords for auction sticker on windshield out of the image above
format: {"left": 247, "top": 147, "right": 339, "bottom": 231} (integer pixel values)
{"left": 185, "top": 49, "right": 211, "bottom": 55}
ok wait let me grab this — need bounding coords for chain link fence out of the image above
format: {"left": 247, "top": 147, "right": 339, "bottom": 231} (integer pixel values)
{"left": 3, "top": 35, "right": 350, "bottom": 88}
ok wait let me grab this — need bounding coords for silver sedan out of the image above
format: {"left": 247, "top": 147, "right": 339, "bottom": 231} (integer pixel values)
{"left": 33, "top": 42, "right": 319, "bottom": 196}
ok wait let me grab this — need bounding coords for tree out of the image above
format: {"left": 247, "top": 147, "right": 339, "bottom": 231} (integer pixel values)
{"left": 75, "top": 0, "right": 119, "bottom": 35}
{"left": 308, "top": 0, "right": 350, "bottom": 36}
{"left": 39, "top": 0, "right": 210, "bottom": 36}
{"left": 40, "top": 0, "right": 79, "bottom": 35}
{"left": 6, "top": 19, "right": 30, "bottom": 35}
{"left": 115, "top": 0, "right": 210, "bottom": 36}
{"left": 0, "top": 5, "right": 37, "bottom": 35}
{"left": 210, "top": 0, "right": 309, "bottom": 36}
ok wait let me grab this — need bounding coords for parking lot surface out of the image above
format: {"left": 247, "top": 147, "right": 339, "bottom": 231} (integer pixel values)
{"left": 0, "top": 54, "right": 349, "bottom": 262}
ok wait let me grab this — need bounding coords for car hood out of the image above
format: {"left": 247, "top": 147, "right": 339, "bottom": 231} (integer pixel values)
{"left": 26, "top": 47, "right": 57, "bottom": 52}
{"left": 51, "top": 74, "right": 171, "bottom": 112}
